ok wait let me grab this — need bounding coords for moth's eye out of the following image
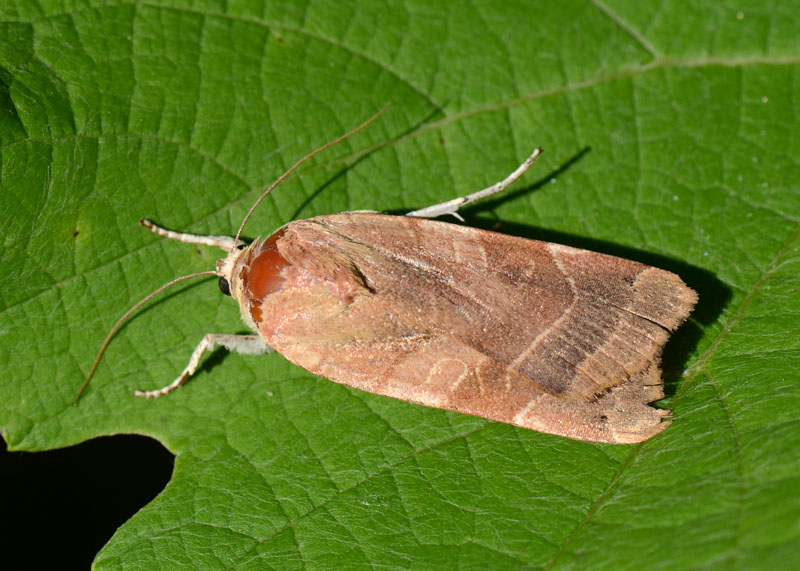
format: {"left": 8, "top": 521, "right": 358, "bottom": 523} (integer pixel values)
{"left": 218, "top": 276, "right": 232, "bottom": 296}
{"left": 237, "top": 243, "right": 246, "bottom": 250}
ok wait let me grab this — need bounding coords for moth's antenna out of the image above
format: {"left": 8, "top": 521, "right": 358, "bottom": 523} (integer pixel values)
{"left": 76, "top": 105, "right": 390, "bottom": 405}
{"left": 233, "top": 103, "right": 391, "bottom": 249}
{"left": 74, "top": 271, "right": 219, "bottom": 405}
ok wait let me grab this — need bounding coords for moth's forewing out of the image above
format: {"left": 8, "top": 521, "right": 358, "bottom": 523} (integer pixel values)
{"left": 237, "top": 214, "right": 696, "bottom": 444}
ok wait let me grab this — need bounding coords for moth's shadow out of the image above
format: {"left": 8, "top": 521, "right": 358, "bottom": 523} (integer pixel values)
{"left": 197, "top": 346, "right": 227, "bottom": 375}
{"left": 195, "top": 332, "right": 253, "bottom": 377}
{"left": 394, "top": 147, "right": 727, "bottom": 398}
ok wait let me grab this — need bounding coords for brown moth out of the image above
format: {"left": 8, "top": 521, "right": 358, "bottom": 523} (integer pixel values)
{"left": 77, "top": 109, "right": 697, "bottom": 444}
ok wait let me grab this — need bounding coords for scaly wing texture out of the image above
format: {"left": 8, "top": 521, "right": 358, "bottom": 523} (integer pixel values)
{"left": 259, "top": 214, "right": 696, "bottom": 443}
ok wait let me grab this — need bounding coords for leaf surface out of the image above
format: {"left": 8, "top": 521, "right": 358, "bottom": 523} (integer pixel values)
{"left": 1, "top": 0, "right": 798, "bottom": 568}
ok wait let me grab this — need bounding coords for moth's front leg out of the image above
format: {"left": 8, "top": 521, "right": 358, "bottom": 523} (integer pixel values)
{"left": 139, "top": 219, "right": 245, "bottom": 251}
{"left": 134, "top": 334, "right": 272, "bottom": 398}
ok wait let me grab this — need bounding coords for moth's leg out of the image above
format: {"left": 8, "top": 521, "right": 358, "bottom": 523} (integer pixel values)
{"left": 134, "top": 334, "right": 271, "bottom": 398}
{"left": 406, "top": 147, "right": 543, "bottom": 220}
{"left": 140, "top": 219, "right": 245, "bottom": 251}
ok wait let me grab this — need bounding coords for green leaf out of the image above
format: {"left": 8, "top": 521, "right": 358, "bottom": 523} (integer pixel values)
{"left": 2, "top": 0, "right": 798, "bottom": 568}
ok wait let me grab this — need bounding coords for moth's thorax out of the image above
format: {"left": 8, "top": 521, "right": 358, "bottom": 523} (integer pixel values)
{"left": 226, "top": 227, "right": 291, "bottom": 331}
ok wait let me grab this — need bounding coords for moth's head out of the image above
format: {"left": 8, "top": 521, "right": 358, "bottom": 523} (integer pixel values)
{"left": 216, "top": 241, "right": 249, "bottom": 298}
{"left": 216, "top": 227, "right": 292, "bottom": 330}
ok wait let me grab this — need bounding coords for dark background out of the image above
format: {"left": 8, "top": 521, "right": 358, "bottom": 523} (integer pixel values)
{"left": 1, "top": 435, "right": 173, "bottom": 569}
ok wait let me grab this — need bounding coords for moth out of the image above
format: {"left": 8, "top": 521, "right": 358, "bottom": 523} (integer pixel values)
{"left": 77, "top": 109, "right": 697, "bottom": 444}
